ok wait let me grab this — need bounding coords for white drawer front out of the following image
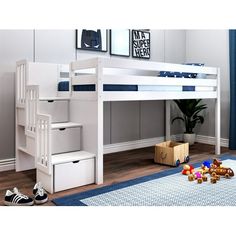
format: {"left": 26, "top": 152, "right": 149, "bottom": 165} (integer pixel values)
{"left": 39, "top": 100, "right": 69, "bottom": 123}
{"left": 54, "top": 158, "right": 95, "bottom": 192}
{"left": 51, "top": 127, "right": 81, "bottom": 154}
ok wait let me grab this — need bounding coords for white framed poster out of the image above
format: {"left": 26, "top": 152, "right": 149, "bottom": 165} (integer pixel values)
{"left": 76, "top": 29, "right": 108, "bottom": 52}
{"left": 132, "top": 30, "right": 150, "bottom": 59}
{"left": 110, "top": 29, "right": 130, "bottom": 57}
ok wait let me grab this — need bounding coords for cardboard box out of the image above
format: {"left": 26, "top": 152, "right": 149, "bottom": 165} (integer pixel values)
{"left": 154, "top": 141, "right": 189, "bottom": 166}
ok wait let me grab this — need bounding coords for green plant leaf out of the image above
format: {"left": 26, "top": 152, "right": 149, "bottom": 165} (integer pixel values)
{"left": 172, "top": 99, "right": 207, "bottom": 133}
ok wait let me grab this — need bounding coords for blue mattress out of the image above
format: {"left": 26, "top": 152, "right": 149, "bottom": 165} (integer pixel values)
{"left": 58, "top": 81, "right": 137, "bottom": 92}
{"left": 158, "top": 63, "right": 205, "bottom": 92}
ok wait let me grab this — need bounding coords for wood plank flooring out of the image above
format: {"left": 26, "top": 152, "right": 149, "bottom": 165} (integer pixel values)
{"left": 0, "top": 143, "right": 233, "bottom": 206}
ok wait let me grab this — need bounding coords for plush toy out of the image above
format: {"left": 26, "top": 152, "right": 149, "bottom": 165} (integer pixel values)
{"left": 182, "top": 164, "right": 194, "bottom": 175}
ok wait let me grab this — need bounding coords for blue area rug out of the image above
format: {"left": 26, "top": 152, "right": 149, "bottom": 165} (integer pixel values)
{"left": 52, "top": 155, "right": 236, "bottom": 206}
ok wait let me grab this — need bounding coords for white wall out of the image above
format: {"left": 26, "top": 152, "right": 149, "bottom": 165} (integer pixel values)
{"left": 0, "top": 29, "right": 186, "bottom": 161}
{"left": 0, "top": 30, "right": 34, "bottom": 160}
{"left": 186, "top": 30, "right": 229, "bottom": 139}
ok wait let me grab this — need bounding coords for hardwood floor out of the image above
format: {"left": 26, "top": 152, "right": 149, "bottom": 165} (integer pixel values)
{"left": 0, "top": 143, "right": 233, "bottom": 206}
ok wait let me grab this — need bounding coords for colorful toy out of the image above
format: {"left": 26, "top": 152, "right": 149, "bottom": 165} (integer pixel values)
{"left": 209, "top": 166, "right": 234, "bottom": 178}
{"left": 197, "top": 178, "right": 203, "bottom": 184}
{"left": 201, "top": 160, "right": 211, "bottom": 173}
{"left": 212, "top": 158, "right": 222, "bottom": 167}
{"left": 215, "top": 175, "right": 220, "bottom": 180}
{"left": 182, "top": 164, "right": 194, "bottom": 175}
{"left": 188, "top": 174, "right": 195, "bottom": 181}
{"left": 194, "top": 171, "right": 202, "bottom": 179}
{"left": 202, "top": 175, "right": 208, "bottom": 182}
{"left": 211, "top": 177, "right": 217, "bottom": 184}
{"left": 202, "top": 160, "right": 211, "bottom": 169}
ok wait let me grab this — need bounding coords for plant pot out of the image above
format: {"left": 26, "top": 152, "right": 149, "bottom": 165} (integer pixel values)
{"left": 183, "top": 133, "right": 196, "bottom": 145}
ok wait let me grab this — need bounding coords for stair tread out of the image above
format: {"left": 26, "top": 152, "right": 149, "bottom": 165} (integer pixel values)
{"left": 39, "top": 97, "right": 70, "bottom": 101}
{"left": 52, "top": 151, "right": 95, "bottom": 165}
{"left": 18, "top": 146, "right": 32, "bottom": 156}
{"left": 51, "top": 122, "right": 82, "bottom": 129}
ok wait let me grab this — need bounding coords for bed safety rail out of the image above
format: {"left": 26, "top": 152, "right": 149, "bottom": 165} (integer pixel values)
{"left": 70, "top": 57, "right": 220, "bottom": 102}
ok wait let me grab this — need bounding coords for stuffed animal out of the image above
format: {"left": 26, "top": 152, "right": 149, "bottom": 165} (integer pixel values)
{"left": 182, "top": 164, "right": 194, "bottom": 175}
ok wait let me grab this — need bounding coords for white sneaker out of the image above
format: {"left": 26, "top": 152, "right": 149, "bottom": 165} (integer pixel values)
{"left": 33, "top": 182, "right": 48, "bottom": 205}
{"left": 4, "top": 187, "right": 34, "bottom": 206}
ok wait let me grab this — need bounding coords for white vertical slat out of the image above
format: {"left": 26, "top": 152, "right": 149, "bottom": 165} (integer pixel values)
{"left": 96, "top": 58, "right": 103, "bottom": 184}
{"left": 36, "top": 114, "right": 52, "bottom": 175}
{"left": 22, "top": 64, "right": 25, "bottom": 103}
{"left": 165, "top": 100, "right": 171, "bottom": 141}
{"left": 16, "top": 66, "right": 20, "bottom": 104}
{"left": 25, "top": 85, "right": 39, "bottom": 137}
{"left": 215, "top": 68, "right": 221, "bottom": 155}
{"left": 16, "top": 61, "right": 27, "bottom": 107}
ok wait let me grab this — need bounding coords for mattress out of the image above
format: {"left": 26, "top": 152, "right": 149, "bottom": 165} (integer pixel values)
{"left": 58, "top": 81, "right": 138, "bottom": 92}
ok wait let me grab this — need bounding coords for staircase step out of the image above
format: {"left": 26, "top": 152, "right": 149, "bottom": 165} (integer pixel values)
{"left": 52, "top": 151, "right": 95, "bottom": 165}
{"left": 39, "top": 97, "right": 70, "bottom": 101}
{"left": 51, "top": 122, "right": 82, "bottom": 130}
{"left": 18, "top": 146, "right": 32, "bottom": 155}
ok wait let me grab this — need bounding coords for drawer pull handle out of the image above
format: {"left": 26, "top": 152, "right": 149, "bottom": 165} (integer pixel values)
{"left": 59, "top": 128, "right": 66, "bottom": 131}
{"left": 48, "top": 100, "right": 54, "bottom": 103}
{"left": 72, "top": 160, "right": 80, "bottom": 164}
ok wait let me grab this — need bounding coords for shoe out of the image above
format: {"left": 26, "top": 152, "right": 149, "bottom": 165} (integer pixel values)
{"left": 4, "top": 187, "right": 34, "bottom": 206}
{"left": 33, "top": 182, "right": 48, "bottom": 205}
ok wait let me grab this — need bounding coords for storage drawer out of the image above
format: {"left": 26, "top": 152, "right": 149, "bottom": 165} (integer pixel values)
{"left": 39, "top": 100, "right": 69, "bottom": 123}
{"left": 54, "top": 158, "right": 95, "bottom": 192}
{"left": 51, "top": 127, "right": 80, "bottom": 154}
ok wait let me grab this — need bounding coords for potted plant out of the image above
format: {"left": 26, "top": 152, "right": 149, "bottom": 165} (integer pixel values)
{"left": 172, "top": 99, "right": 207, "bottom": 145}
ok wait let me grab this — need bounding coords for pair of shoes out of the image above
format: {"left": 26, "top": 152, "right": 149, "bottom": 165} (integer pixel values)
{"left": 4, "top": 182, "right": 48, "bottom": 206}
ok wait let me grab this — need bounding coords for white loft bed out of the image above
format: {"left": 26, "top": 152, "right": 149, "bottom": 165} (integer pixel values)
{"left": 15, "top": 57, "right": 220, "bottom": 193}
{"left": 69, "top": 57, "right": 221, "bottom": 184}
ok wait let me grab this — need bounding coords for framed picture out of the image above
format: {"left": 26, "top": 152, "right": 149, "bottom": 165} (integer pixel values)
{"left": 110, "top": 29, "right": 130, "bottom": 57}
{"left": 132, "top": 30, "right": 150, "bottom": 59}
{"left": 76, "top": 29, "right": 108, "bottom": 52}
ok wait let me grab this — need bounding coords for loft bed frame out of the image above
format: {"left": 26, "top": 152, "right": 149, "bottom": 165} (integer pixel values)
{"left": 70, "top": 57, "right": 221, "bottom": 184}
{"left": 15, "top": 57, "right": 220, "bottom": 192}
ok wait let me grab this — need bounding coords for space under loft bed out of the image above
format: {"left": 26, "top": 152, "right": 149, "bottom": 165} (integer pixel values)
{"left": 69, "top": 57, "right": 220, "bottom": 184}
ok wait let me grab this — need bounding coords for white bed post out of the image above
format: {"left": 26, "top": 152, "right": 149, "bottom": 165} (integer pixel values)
{"left": 96, "top": 58, "right": 104, "bottom": 184}
{"left": 165, "top": 100, "right": 171, "bottom": 141}
{"left": 215, "top": 68, "right": 221, "bottom": 155}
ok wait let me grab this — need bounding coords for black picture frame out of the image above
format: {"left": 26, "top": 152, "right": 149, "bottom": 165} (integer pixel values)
{"left": 110, "top": 29, "right": 130, "bottom": 57}
{"left": 132, "top": 30, "right": 150, "bottom": 59}
{"left": 76, "top": 29, "right": 108, "bottom": 52}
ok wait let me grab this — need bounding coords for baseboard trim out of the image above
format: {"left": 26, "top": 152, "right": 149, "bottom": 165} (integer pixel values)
{"left": 104, "top": 134, "right": 228, "bottom": 154}
{"left": 104, "top": 137, "right": 164, "bottom": 154}
{"left": 0, "top": 158, "right": 15, "bottom": 172}
{"left": 196, "top": 135, "right": 229, "bottom": 147}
